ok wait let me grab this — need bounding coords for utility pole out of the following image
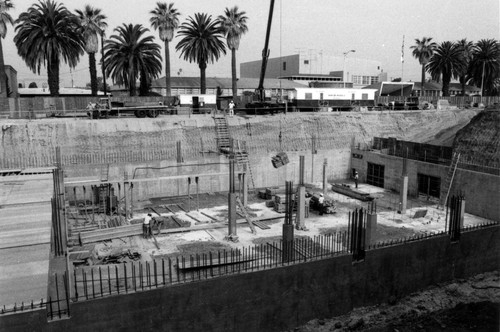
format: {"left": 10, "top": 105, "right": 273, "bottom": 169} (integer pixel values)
{"left": 343, "top": 50, "right": 355, "bottom": 88}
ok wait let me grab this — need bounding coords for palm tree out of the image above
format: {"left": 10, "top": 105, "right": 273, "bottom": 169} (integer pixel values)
{"left": 14, "top": 0, "right": 84, "bottom": 96}
{"left": 469, "top": 39, "right": 500, "bottom": 96}
{"left": 150, "top": 2, "right": 180, "bottom": 98}
{"left": 411, "top": 37, "right": 437, "bottom": 96}
{"left": 218, "top": 6, "right": 248, "bottom": 101}
{"left": 456, "top": 38, "right": 474, "bottom": 96}
{"left": 76, "top": 5, "right": 107, "bottom": 96}
{"left": 104, "top": 24, "right": 162, "bottom": 96}
{"left": 426, "top": 41, "right": 465, "bottom": 96}
{"left": 176, "top": 13, "right": 226, "bottom": 94}
{"left": 0, "top": 0, "right": 13, "bottom": 97}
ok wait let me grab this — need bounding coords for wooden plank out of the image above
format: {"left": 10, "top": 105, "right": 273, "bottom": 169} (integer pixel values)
{"left": 200, "top": 211, "right": 219, "bottom": 222}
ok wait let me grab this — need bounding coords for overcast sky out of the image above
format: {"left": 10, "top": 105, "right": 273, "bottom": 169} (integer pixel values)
{"left": 3, "top": 0, "right": 499, "bottom": 88}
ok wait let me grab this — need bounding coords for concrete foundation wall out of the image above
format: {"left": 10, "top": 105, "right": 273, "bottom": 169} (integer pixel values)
{"left": 1, "top": 226, "right": 498, "bottom": 332}
{"left": 351, "top": 150, "right": 500, "bottom": 221}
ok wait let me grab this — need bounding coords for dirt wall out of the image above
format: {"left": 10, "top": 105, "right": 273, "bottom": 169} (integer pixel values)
{"left": 0, "top": 109, "right": 478, "bottom": 169}
{"left": 1, "top": 225, "right": 498, "bottom": 332}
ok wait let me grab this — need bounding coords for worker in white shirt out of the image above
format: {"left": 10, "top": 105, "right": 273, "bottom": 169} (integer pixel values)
{"left": 228, "top": 100, "right": 235, "bottom": 117}
{"left": 143, "top": 213, "right": 152, "bottom": 238}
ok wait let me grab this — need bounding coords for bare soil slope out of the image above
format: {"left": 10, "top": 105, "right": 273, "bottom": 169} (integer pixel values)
{"left": 0, "top": 110, "right": 479, "bottom": 167}
{"left": 452, "top": 110, "right": 500, "bottom": 168}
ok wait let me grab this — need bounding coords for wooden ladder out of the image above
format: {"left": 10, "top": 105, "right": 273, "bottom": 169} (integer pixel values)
{"left": 100, "top": 164, "right": 109, "bottom": 182}
{"left": 236, "top": 196, "right": 256, "bottom": 234}
{"left": 235, "top": 140, "right": 256, "bottom": 192}
{"left": 213, "top": 115, "right": 231, "bottom": 152}
{"left": 439, "top": 152, "right": 460, "bottom": 209}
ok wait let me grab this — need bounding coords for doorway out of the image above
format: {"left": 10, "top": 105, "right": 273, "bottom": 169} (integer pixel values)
{"left": 417, "top": 173, "right": 441, "bottom": 198}
{"left": 367, "top": 162, "right": 385, "bottom": 188}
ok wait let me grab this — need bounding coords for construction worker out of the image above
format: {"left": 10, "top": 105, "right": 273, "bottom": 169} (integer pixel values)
{"left": 354, "top": 171, "right": 359, "bottom": 189}
{"left": 143, "top": 213, "right": 152, "bottom": 239}
{"left": 228, "top": 100, "right": 235, "bottom": 117}
{"left": 318, "top": 193, "right": 325, "bottom": 215}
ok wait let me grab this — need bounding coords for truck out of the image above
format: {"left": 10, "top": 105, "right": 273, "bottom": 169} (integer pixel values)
{"left": 86, "top": 98, "right": 171, "bottom": 119}
{"left": 288, "top": 88, "right": 377, "bottom": 112}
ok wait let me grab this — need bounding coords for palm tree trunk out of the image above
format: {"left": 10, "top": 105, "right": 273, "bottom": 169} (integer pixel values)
{"left": 231, "top": 48, "right": 237, "bottom": 101}
{"left": 460, "top": 76, "right": 466, "bottom": 96}
{"left": 442, "top": 73, "right": 450, "bottom": 97}
{"left": 200, "top": 62, "right": 207, "bottom": 94}
{"left": 0, "top": 39, "right": 7, "bottom": 98}
{"left": 421, "top": 64, "right": 426, "bottom": 96}
{"left": 165, "top": 40, "right": 171, "bottom": 97}
{"left": 48, "top": 54, "right": 60, "bottom": 96}
{"left": 89, "top": 52, "right": 97, "bottom": 96}
{"left": 128, "top": 57, "right": 136, "bottom": 96}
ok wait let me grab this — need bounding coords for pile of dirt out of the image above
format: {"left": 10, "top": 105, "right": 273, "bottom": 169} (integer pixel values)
{"left": 290, "top": 271, "right": 500, "bottom": 332}
{"left": 452, "top": 110, "right": 500, "bottom": 168}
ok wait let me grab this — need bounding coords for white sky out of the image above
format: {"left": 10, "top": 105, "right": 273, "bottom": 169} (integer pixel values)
{"left": 3, "top": 0, "right": 499, "bottom": 88}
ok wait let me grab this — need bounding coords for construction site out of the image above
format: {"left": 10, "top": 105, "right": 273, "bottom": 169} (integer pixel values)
{"left": 0, "top": 106, "right": 499, "bottom": 331}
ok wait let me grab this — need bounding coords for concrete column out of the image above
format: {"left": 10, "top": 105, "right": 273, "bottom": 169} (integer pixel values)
{"left": 296, "top": 186, "right": 306, "bottom": 230}
{"left": 282, "top": 223, "right": 294, "bottom": 263}
{"left": 241, "top": 173, "right": 248, "bottom": 206}
{"left": 228, "top": 158, "right": 237, "bottom": 236}
{"left": 398, "top": 176, "right": 408, "bottom": 214}
{"left": 365, "top": 213, "right": 378, "bottom": 247}
{"left": 322, "top": 158, "right": 328, "bottom": 196}
{"left": 228, "top": 192, "right": 237, "bottom": 236}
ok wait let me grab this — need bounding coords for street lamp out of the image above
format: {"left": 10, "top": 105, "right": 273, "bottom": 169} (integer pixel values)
{"left": 343, "top": 50, "right": 356, "bottom": 88}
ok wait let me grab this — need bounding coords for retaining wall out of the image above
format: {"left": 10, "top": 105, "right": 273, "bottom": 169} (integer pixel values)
{"left": 1, "top": 225, "right": 498, "bottom": 332}
{"left": 351, "top": 150, "right": 500, "bottom": 221}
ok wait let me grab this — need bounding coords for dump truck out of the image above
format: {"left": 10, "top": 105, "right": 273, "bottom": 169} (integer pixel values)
{"left": 86, "top": 98, "right": 171, "bottom": 119}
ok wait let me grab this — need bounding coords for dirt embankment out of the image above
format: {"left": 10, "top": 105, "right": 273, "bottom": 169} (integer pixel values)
{"left": 452, "top": 110, "right": 500, "bottom": 168}
{"left": 290, "top": 271, "right": 500, "bottom": 332}
{"left": 0, "top": 109, "right": 478, "bottom": 166}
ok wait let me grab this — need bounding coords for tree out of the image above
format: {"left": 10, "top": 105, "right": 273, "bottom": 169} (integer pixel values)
{"left": 86, "top": 77, "right": 109, "bottom": 92}
{"left": 468, "top": 39, "right": 500, "bottom": 96}
{"left": 218, "top": 6, "right": 248, "bottom": 101}
{"left": 427, "top": 41, "right": 465, "bottom": 96}
{"left": 456, "top": 38, "right": 474, "bottom": 96}
{"left": 104, "top": 24, "right": 162, "bottom": 96}
{"left": 176, "top": 13, "right": 226, "bottom": 94}
{"left": 76, "top": 5, "right": 107, "bottom": 96}
{"left": 150, "top": 2, "right": 180, "bottom": 97}
{"left": 14, "top": 0, "right": 84, "bottom": 96}
{"left": 410, "top": 37, "right": 437, "bottom": 96}
{"left": 0, "top": 0, "right": 14, "bottom": 98}
{"left": 28, "top": 82, "right": 37, "bottom": 88}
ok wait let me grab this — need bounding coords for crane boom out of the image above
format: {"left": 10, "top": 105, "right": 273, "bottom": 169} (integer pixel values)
{"left": 256, "top": 0, "right": 275, "bottom": 103}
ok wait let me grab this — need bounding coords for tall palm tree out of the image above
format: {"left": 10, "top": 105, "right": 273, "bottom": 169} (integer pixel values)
{"left": 427, "top": 41, "right": 465, "bottom": 97}
{"left": 469, "top": 39, "right": 500, "bottom": 96}
{"left": 0, "top": 0, "right": 13, "bottom": 97}
{"left": 176, "top": 13, "right": 226, "bottom": 94}
{"left": 218, "top": 6, "right": 248, "bottom": 101}
{"left": 150, "top": 2, "right": 180, "bottom": 98}
{"left": 410, "top": 37, "right": 437, "bottom": 96}
{"left": 456, "top": 38, "right": 474, "bottom": 96}
{"left": 104, "top": 23, "right": 162, "bottom": 96}
{"left": 76, "top": 5, "right": 107, "bottom": 96}
{"left": 14, "top": 0, "right": 84, "bottom": 96}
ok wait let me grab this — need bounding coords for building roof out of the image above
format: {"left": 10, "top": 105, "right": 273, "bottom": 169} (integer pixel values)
{"left": 150, "top": 76, "right": 306, "bottom": 89}
{"left": 363, "top": 82, "right": 414, "bottom": 96}
{"left": 18, "top": 87, "right": 104, "bottom": 96}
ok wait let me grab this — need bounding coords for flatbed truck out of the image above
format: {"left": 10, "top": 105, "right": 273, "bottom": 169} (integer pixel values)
{"left": 87, "top": 98, "right": 171, "bottom": 119}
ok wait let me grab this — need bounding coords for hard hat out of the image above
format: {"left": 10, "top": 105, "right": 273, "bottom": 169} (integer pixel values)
{"left": 320, "top": 193, "right": 324, "bottom": 197}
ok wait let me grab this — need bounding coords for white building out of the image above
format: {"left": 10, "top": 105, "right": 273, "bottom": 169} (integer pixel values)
{"left": 240, "top": 53, "right": 387, "bottom": 88}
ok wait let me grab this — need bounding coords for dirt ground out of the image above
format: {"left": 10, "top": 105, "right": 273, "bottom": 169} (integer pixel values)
{"left": 287, "top": 271, "right": 500, "bottom": 332}
{"left": 78, "top": 180, "right": 494, "bottom": 265}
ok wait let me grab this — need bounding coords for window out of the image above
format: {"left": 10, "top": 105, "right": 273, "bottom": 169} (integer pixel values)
{"left": 283, "top": 61, "right": 287, "bottom": 71}
{"left": 304, "top": 60, "right": 309, "bottom": 65}
{"left": 367, "top": 162, "right": 385, "bottom": 188}
{"left": 417, "top": 174, "right": 441, "bottom": 198}
{"left": 320, "top": 93, "right": 323, "bottom": 100}
{"left": 305, "top": 93, "right": 313, "bottom": 100}
{"left": 362, "top": 93, "right": 368, "bottom": 100}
